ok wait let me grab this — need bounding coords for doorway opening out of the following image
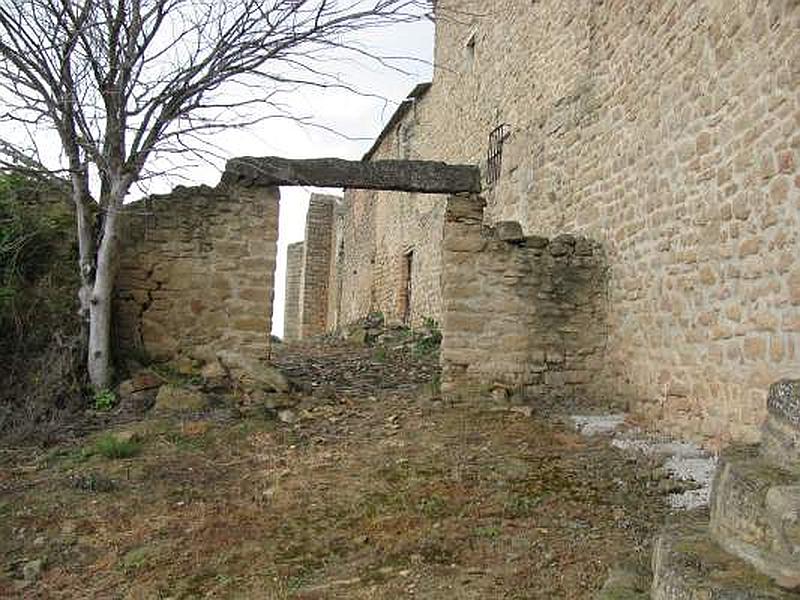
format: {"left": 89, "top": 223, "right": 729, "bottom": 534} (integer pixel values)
{"left": 401, "top": 250, "right": 413, "bottom": 325}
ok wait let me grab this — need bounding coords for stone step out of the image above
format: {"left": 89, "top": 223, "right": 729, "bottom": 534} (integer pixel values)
{"left": 709, "top": 445, "right": 800, "bottom": 589}
{"left": 652, "top": 513, "right": 795, "bottom": 599}
{"left": 761, "top": 379, "right": 800, "bottom": 471}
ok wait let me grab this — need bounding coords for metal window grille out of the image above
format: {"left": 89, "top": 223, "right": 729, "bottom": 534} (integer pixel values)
{"left": 487, "top": 123, "right": 510, "bottom": 186}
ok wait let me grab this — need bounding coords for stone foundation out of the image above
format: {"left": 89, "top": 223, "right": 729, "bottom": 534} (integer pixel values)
{"left": 652, "top": 379, "right": 800, "bottom": 597}
{"left": 440, "top": 195, "right": 609, "bottom": 404}
{"left": 115, "top": 183, "right": 279, "bottom": 364}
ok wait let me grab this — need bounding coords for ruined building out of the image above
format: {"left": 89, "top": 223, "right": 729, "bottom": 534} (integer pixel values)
{"left": 285, "top": 0, "right": 800, "bottom": 446}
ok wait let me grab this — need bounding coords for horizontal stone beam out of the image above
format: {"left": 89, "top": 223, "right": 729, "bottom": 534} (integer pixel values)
{"left": 223, "top": 156, "right": 481, "bottom": 194}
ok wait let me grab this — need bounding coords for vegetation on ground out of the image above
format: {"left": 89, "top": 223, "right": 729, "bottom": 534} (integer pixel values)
{"left": 0, "top": 173, "right": 83, "bottom": 440}
{"left": 0, "top": 342, "right": 670, "bottom": 599}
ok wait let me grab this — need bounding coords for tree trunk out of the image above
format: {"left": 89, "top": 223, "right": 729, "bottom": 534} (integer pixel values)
{"left": 71, "top": 171, "right": 96, "bottom": 360}
{"left": 87, "top": 199, "right": 122, "bottom": 389}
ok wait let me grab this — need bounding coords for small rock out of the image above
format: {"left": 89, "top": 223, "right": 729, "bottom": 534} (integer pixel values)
{"left": 313, "top": 383, "right": 337, "bottom": 401}
{"left": 495, "top": 220, "right": 525, "bottom": 242}
{"left": 114, "top": 429, "right": 142, "bottom": 444}
{"left": 154, "top": 385, "right": 207, "bottom": 413}
{"left": 200, "top": 359, "right": 226, "bottom": 382}
{"left": 174, "top": 356, "right": 196, "bottom": 375}
{"left": 278, "top": 409, "right": 297, "bottom": 424}
{"left": 658, "top": 478, "right": 701, "bottom": 495}
{"left": 263, "top": 394, "right": 296, "bottom": 410}
{"left": 218, "top": 352, "right": 289, "bottom": 393}
{"left": 22, "top": 559, "right": 43, "bottom": 582}
{"left": 510, "top": 405, "right": 534, "bottom": 417}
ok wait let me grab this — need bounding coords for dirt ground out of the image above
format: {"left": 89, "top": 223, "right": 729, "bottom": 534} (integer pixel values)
{"left": 0, "top": 339, "right": 671, "bottom": 599}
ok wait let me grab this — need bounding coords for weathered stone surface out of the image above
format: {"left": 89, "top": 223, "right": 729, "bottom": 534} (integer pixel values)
{"left": 22, "top": 559, "right": 44, "bottom": 582}
{"left": 200, "top": 359, "right": 227, "bottom": 382}
{"left": 762, "top": 414, "right": 800, "bottom": 472}
{"left": 117, "top": 370, "right": 164, "bottom": 412}
{"left": 440, "top": 195, "right": 609, "bottom": 405}
{"left": 115, "top": 183, "right": 279, "bottom": 365}
{"left": 153, "top": 385, "right": 207, "bottom": 413}
{"left": 652, "top": 514, "right": 793, "bottom": 599}
{"left": 300, "top": 195, "right": 336, "bottom": 338}
{"left": 494, "top": 220, "right": 525, "bottom": 242}
{"left": 767, "top": 380, "right": 800, "bottom": 429}
{"left": 710, "top": 445, "right": 800, "bottom": 589}
{"left": 283, "top": 241, "right": 305, "bottom": 342}
{"left": 224, "top": 156, "right": 481, "bottom": 194}
{"left": 217, "top": 351, "right": 289, "bottom": 393}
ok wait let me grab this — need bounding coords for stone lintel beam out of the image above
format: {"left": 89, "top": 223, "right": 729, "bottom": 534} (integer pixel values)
{"left": 223, "top": 156, "right": 481, "bottom": 194}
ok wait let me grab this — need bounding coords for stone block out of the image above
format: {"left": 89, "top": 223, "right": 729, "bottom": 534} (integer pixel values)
{"left": 495, "top": 220, "right": 525, "bottom": 242}
{"left": 767, "top": 379, "right": 800, "bottom": 429}
{"left": 154, "top": 385, "right": 207, "bottom": 413}
{"left": 762, "top": 414, "right": 800, "bottom": 471}
{"left": 710, "top": 445, "right": 800, "bottom": 589}
{"left": 652, "top": 514, "right": 794, "bottom": 599}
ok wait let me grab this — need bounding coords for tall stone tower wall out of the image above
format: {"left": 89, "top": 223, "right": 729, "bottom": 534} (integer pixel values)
{"left": 283, "top": 241, "right": 305, "bottom": 342}
{"left": 299, "top": 194, "right": 336, "bottom": 338}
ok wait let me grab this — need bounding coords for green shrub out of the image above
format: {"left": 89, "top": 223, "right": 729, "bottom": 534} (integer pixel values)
{"left": 413, "top": 317, "right": 442, "bottom": 356}
{"left": 93, "top": 389, "right": 116, "bottom": 411}
{"left": 93, "top": 434, "right": 141, "bottom": 459}
{"left": 0, "top": 173, "right": 83, "bottom": 440}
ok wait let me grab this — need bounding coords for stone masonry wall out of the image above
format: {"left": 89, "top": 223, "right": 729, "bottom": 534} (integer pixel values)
{"left": 283, "top": 241, "right": 304, "bottom": 341}
{"left": 115, "top": 183, "right": 279, "bottom": 364}
{"left": 441, "top": 195, "right": 609, "bottom": 404}
{"left": 333, "top": 0, "right": 799, "bottom": 445}
{"left": 299, "top": 194, "right": 336, "bottom": 338}
{"left": 333, "top": 96, "right": 447, "bottom": 329}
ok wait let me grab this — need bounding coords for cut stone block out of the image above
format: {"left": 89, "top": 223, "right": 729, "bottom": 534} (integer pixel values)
{"left": 652, "top": 513, "right": 795, "bottom": 599}
{"left": 767, "top": 379, "right": 800, "bottom": 428}
{"left": 709, "top": 445, "right": 800, "bottom": 589}
{"left": 224, "top": 156, "right": 481, "bottom": 194}
{"left": 762, "top": 379, "right": 800, "bottom": 470}
{"left": 494, "top": 220, "right": 525, "bottom": 242}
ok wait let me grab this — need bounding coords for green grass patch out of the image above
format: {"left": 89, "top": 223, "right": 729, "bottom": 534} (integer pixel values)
{"left": 93, "top": 434, "right": 142, "bottom": 459}
{"left": 417, "top": 494, "right": 449, "bottom": 519}
{"left": 474, "top": 524, "right": 501, "bottom": 539}
{"left": 503, "top": 493, "right": 546, "bottom": 518}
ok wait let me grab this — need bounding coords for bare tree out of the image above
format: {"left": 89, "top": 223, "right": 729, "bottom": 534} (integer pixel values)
{"left": 0, "top": 0, "right": 430, "bottom": 388}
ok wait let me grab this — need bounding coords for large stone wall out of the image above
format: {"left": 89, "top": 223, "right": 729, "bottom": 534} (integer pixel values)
{"left": 332, "top": 0, "right": 799, "bottom": 445}
{"left": 115, "top": 183, "right": 279, "bottom": 364}
{"left": 283, "top": 241, "right": 304, "bottom": 341}
{"left": 441, "top": 195, "right": 609, "bottom": 404}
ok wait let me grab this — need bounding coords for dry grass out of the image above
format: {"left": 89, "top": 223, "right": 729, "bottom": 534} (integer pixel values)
{"left": 0, "top": 389, "right": 669, "bottom": 599}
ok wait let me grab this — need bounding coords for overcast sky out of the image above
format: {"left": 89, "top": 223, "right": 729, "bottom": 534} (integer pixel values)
{"left": 1, "top": 13, "right": 435, "bottom": 338}
{"left": 238, "top": 19, "right": 435, "bottom": 337}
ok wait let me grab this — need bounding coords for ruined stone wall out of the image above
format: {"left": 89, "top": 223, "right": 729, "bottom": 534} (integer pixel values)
{"left": 441, "top": 195, "right": 609, "bottom": 404}
{"left": 283, "top": 241, "right": 304, "bottom": 341}
{"left": 115, "top": 184, "right": 279, "bottom": 364}
{"left": 335, "top": 0, "right": 799, "bottom": 444}
{"left": 298, "top": 194, "right": 336, "bottom": 338}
